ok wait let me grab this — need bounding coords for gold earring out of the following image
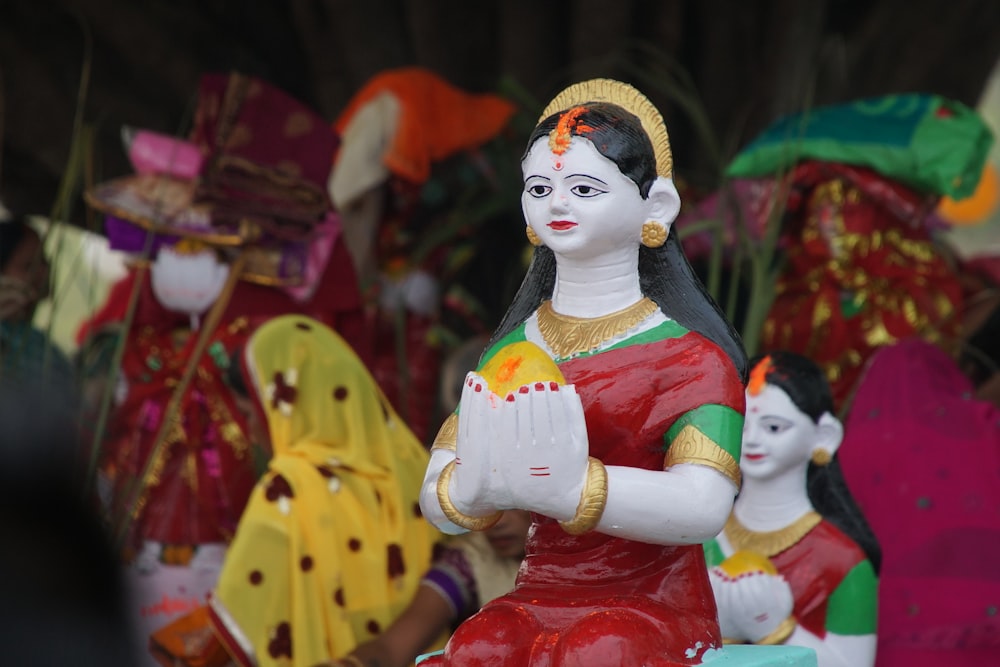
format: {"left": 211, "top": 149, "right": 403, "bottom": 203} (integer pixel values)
{"left": 811, "top": 449, "right": 831, "bottom": 467}
{"left": 526, "top": 226, "right": 541, "bottom": 246}
{"left": 641, "top": 221, "right": 666, "bottom": 248}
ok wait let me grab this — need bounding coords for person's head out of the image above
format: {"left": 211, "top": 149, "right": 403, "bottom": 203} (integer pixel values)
{"left": 0, "top": 377, "right": 140, "bottom": 664}
{"left": 234, "top": 314, "right": 409, "bottom": 468}
{"left": 149, "top": 239, "right": 230, "bottom": 317}
{"left": 0, "top": 217, "right": 50, "bottom": 321}
{"left": 490, "top": 80, "right": 746, "bottom": 379}
{"left": 521, "top": 104, "right": 681, "bottom": 263}
{"left": 741, "top": 352, "right": 843, "bottom": 482}
{"left": 484, "top": 509, "right": 532, "bottom": 560}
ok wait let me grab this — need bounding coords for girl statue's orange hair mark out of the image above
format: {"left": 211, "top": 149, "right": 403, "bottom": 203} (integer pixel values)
{"left": 548, "top": 106, "right": 595, "bottom": 155}
{"left": 747, "top": 355, "right": 774, "bottom": 396}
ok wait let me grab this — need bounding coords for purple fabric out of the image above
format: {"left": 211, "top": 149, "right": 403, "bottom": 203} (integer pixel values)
{"left": 104, "top": 215, "right": 175, "bottom": 254}
{"left": 421, "top": 546, "right": 478, "bottom": 623}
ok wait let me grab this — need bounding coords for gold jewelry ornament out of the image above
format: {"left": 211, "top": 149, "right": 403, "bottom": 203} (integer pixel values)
{"left": 558, "top": 456, "right": 608, "bottom": 535}
{"left": 641, "top": 221, "right": 667, "bottom": 248}
{"left": 526, "top": 225, "right": 542, "bottom": 246}
{"left": 723, "top": 511, "right": 822, "bottom": 558}
{"left": 757, "top": 616, "right": 798, "bottom": 646}
{"left": 436, "top": 460, "right": 503, "bottom": 531}
{"left": 539, "top": 79, "right": 673, "bottom": 179}
{"left": 431, "top": 413, "right": 458, "bottom": 451}
{"left": 811, "top": 448, "right": 832, "bottom": 467}
{"left": 536, "top": 297, "right": 658, "bottom": 359}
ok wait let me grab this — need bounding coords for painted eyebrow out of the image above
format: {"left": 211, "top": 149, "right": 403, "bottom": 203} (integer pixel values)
{"left": 524, "top": 174, "right": 552, "bottom": 182}
{"left": 567, "top": 174, "right": 608, "bottom": 185}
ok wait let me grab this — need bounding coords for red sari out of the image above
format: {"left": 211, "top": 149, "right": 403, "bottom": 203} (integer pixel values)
{"left": 427, "top": 325, "right": 745, "bottom": 666}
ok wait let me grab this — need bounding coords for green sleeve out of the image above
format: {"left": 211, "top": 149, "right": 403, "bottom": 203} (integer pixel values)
{"left": 825, "top": 560, "right": 878, "bottom": 635}
{"left": 664, "top": 404, "right": 743, "bottom": 462}
{"left": 703, "top": 539, "right": 726, "bottom": 568}
{"left": 475, "top": 327, "right": 527, "bottom": 370}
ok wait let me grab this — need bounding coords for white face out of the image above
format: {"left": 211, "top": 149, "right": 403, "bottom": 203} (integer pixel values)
{"left": 741, "top": 383, "right": 818, "bottom": 481}
{"left": 150, "top": 245, "right": 230, "bottom": 315}
{"left": 521, "top": 136, "right": 649, "bottom": 260}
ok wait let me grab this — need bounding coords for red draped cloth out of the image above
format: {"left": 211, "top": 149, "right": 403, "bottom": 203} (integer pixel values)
{"left": 426, "top": 329, "right": 744, "bottom": 666}
{"left": 761, "top": 161, "right": 962, "bottom": 407}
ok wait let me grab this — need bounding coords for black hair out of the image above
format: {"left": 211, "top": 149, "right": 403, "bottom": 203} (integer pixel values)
{"left": 490, "top": 102, "right": 747, "bottom": 380}
{"left": 0, "top": 216, "right": 30, "bottom": 271}
{"left": 749, "top": 351, "right": 833, "bottom": 422}
{"left": 959, "top": 299, "right": 1000, "bottom": 388}
{"left": 749, "top": 351, "right": 882, "bottom": 572}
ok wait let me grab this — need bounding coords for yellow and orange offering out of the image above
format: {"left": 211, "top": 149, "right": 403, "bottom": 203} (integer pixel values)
{"left": 478, "top": 341, "right": 565, "bottom": 398}
{"left": 717, "top": 550, "right": 778, "bottom": 578}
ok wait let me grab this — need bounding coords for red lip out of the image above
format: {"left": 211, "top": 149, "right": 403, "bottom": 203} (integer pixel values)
{"left": 548, "top": 220, "right": 577, "bottom": 231}
{"left": 744, "top": 453, "right": 766, "bottom": 461}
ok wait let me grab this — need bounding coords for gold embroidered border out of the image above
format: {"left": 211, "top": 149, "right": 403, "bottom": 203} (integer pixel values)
{"left": 432, "top": 413, "right": 458, "bottom": 451}
{"left": 663, "top": 424, "right": 741, "bottom": 488}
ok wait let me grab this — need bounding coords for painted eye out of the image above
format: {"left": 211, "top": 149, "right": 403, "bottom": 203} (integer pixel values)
{"left": 758, "top": 417, "right": 792, "bottom": 434}
{"left": 527, "top": 184, "right": 552, "bottom": 198}
{"left": 571, "top": 184, "right": 605, "bottom": 198}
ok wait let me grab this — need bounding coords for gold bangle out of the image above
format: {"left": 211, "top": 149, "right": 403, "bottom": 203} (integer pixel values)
{"left": 431, "top": 413, "right": 458, "bottom": 451}
{"left": 436, "top": 460, "right": 503, "bottom": 531}
{"left": 558, "top": 457, "right": 608, "bottom": 535}
{"left": 756, "top": 616, "right": 797, "bottom": 645}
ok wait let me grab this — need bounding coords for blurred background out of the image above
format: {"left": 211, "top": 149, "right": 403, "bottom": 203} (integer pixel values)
{"left": 2, "top": 3, "right": 1000, "bottom": 666}
{"left": 3, "top": 0, "right": 999, "bottom": 355}
{"left": 3, "top": 0, "right": 999, "bottom": 216}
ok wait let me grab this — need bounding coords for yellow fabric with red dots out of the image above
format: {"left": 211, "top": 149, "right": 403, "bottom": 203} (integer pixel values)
{"left": 211, "top": 315, "right": 440, "bottom": 666}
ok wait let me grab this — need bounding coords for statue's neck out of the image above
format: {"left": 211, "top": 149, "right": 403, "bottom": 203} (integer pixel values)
{"left": 733, "top": 465, "right": 815, "bottom": 532}
{"left": 550, "top": 248, "right": 643, "bottom": 318}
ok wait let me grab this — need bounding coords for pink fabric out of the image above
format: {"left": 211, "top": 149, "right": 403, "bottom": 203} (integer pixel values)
{"left": 127, "top": 129, "right": 204, "bottom": 178}
{"left": 839, "top": 338, "right": 1000, "bottom": 666}
{"left": 283, "top": 212, "right": 341, "bottom": 304}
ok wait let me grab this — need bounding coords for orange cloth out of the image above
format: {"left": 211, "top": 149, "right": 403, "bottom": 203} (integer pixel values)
{"left": 333, "top": 67, "right": 515, "bottom": 185}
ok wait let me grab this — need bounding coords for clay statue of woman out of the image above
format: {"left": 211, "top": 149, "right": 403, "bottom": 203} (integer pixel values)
{"left": 704, "top": 352, "right": 879, "bottom": 667}
{"left": 418, "top": 79, "right": 748, "bottom": 666}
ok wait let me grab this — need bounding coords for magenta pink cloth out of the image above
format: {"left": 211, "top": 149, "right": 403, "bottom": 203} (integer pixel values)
{"left": 839, "top": 338, "right": 1000, "bottom": 665}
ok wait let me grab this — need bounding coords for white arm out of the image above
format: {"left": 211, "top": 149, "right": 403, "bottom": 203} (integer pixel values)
{"left": 787, "top": 627, "right": 876, "bottom": 667}
{"left": 596, "top": 463, "right": 737, "bottom": 544}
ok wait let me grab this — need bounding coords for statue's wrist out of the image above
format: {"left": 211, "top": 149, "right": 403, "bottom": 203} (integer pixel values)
{"left": 436, "top": 461, "right": 502, "bottom": 531}
{"left": 557, "top": 457, "right": 608, "bottom": 535}
{"left": 754, "top": 616, "right": 796, "bottom": 645}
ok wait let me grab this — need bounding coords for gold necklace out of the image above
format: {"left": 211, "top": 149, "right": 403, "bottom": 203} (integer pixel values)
{"left": 535, "top": 297, "right": 658, "bottom": 359}
{"left": 723, "top": 510, "right": 822, "bottom": 557}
